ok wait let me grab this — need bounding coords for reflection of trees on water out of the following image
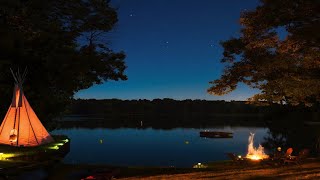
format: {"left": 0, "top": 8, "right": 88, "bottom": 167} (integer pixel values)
{"left": 262, "top": 113, "right": 320, "bottom": 156}
{"left": 52, "top": 115, "right": 267, "bottom": 130}
{"left": 53, "top": 99, "right": 320, "bottom": 155}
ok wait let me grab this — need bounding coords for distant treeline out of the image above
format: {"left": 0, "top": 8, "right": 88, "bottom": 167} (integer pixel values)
{"left": 67, "top": 99, "right": 266, "bottom": 118}
{"left": 49, "top": 99, "right": 319, "bottom": 129}
{"left": 67, "top": 98, "right": 317, "bottom": 116}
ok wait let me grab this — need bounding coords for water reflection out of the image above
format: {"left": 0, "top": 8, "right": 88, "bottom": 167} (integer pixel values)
{"left": 50, "top": 112, "right": 320, "bottom": 167}
{"left": 51, "top": 127, "right": 268, "bottom": 167}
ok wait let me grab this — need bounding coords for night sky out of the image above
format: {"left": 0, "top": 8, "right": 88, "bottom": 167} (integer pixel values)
{"left": 76, "top": 0, "right": 261, "bottom": 101}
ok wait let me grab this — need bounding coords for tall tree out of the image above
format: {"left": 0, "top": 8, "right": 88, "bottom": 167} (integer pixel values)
{"left": 208, "top": 0, "right": 320, "bottom": 106}
{"left": 0, "top": 0, "right": 127, "bottom": 120}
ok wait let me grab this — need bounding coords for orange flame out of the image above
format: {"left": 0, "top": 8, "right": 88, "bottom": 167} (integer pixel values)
{"left": 246, "top": 133, "right": 269, "bottom": 160}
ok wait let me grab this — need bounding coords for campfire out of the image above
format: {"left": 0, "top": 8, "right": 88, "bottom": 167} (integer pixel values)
{"left": 246, "top": 133, "right": 269, "bottom": 160}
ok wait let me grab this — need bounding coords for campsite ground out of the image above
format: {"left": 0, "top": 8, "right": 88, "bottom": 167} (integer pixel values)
{"left": 47, "top": 159, "right": 320, "bottom": 179}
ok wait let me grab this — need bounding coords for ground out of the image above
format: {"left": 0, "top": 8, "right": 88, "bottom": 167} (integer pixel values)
{"left": 118, "top": 162, "right": 320, "bottom": 179}
{"left": 46, "top": 159, "right": 320, "bottom": 180}
{"left": 1, "top": 157, "right": 320, "bottom": 179}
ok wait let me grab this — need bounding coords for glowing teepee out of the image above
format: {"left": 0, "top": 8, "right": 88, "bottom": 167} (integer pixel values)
{"left": 0, "top": 69, "right": 54, "bottom": 146}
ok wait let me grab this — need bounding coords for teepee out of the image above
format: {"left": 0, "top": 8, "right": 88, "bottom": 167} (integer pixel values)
{"left": 0, "top": 69, "right": 54, "bottom": 146}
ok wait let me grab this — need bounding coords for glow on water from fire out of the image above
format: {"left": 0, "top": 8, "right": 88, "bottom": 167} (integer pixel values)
{"left": 246, "top": 133, "right": 269, "bottom": 160}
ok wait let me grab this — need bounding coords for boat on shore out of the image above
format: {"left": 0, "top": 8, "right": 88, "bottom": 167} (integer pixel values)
{"left": 199, "top": 131, "right": 233, "bottom": 138}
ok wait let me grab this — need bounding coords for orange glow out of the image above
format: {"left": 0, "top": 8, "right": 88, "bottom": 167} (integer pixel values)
{"left": 0, "top": 84, "right": 54, "bottom": 146}
{"left": 246, "top": 133, "right": 269, "bottom": 160}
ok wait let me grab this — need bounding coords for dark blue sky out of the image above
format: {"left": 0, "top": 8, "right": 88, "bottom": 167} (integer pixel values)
{"left": 76, "top": 0, "right": 261, "bottom": 100}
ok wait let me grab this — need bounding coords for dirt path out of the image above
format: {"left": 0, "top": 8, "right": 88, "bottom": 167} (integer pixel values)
{"left": 119, "top": 162, "right": 320, "bottom": 180}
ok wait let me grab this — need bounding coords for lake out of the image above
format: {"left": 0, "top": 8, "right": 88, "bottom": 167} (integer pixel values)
{"left": 51, "top": 127, "right": 268, "bottom": 167}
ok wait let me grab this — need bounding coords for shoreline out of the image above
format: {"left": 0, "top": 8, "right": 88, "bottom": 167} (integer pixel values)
{"left": 2, "top": 158, "right": 320, "bottom": 179}
{"left": 46, "top": 159, "right": 320, "bottom": 179}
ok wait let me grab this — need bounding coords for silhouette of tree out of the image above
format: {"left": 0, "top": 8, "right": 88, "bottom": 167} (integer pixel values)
{"left": 0, "top": 0, "right": 127, "bottom": 120}
{"left": 262, "top": 114, "right": 320, "bottom": 155}
{"left": 208, "top": 0, "right": 319, "bottom": 106}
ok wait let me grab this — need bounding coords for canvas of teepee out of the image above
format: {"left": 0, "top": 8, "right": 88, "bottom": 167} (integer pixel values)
{"left": 0, "top": 69, "right": 54, "bottom": 146}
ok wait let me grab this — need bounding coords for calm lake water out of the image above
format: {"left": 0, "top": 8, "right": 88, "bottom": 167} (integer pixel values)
{"left": 51, "top": 127, "right": 268, "bottom": 167}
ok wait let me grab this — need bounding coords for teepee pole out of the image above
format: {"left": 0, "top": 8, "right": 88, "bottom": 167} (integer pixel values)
{"left": 21, "top": 67, "right": 28, "bottom": 84}
{"left": 10, "top": 68, "right": 18, "bottom": 84}
{"left": 23, "top": 97, "right": 39, "bottom": 145}
{"left": 16, "top": 107, "right": 21, "bottom": 146}
{"left": 12, "top": 107, "right": 18, "bottom": 145}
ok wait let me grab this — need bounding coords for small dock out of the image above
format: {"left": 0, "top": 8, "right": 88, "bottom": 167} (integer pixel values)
{"left": 200, "top": 131, "right": 233, "bottom": 138}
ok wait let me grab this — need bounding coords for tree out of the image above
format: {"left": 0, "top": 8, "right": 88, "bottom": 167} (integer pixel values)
{"left": 208, "top": 0, "right": 320, "bottom": 106}
{"left": 0, "top": 0, "right": 127, "bottom": 120}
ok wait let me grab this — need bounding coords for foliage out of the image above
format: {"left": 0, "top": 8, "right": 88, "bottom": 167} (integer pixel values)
{"left": 208, "top": 0, "right": 320, "bottom": 106}
{"left": 0, "top": 0, "right": 127, "bottom": 120}
{"left": 262, "top": 113, "right": 320, "bottom": 155}
{"left": 63, "top": 99, "right": 304, "bottom": 129}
